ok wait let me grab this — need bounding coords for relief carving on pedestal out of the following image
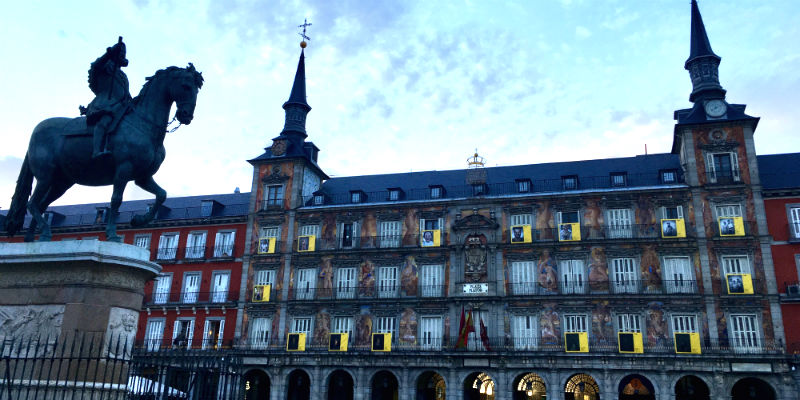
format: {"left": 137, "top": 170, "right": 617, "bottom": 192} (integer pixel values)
{"left": 0, "top": 305, "right": 64, "bottom": 356}
{"left": 105, "top": 307, "right": 137, "bottom": 358}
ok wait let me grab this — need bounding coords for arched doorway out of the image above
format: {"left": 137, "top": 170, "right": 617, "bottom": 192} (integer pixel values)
{"left": 674, "top": 375, "right": 709, "bottom": 400}
{"left": 513, "top": 373, "right": 546, "bottom": 400}
{"left": 287, "top": 369, "right": 311, "bottom": 400}
{"left": 243, "top": 369, "right": 270, "bottom": 400}
{"left": 371, "top": 370, "right": 399, "bottom": 400}
{"left": 463, "top": 372, "right": 495, "bottom": 400}
{"left": 328, "top": 370, "right": 354, "bottom": 400}
{"left": 416, "top": 371, "right": 446, "bottom": 400}
{"left": 731, "top": 377, "right": 775, "bottom": 400}
{"left": 564, "top": 374, "right": 599, "bottom": 400}
{"left": 618, "top": 374, "right": 654, "bottom": 400}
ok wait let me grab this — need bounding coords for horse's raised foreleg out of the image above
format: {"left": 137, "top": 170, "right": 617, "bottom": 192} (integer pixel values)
{"left": 130, "top": 176, "right": 166, "bottom": 227}
{"left": 26, "top": 179, "right": 53, "bottom": 242}
{"left": 106, "top": 177, "right": 129, "bottom": 243}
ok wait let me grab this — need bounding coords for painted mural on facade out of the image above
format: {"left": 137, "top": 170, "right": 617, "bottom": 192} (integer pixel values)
{"left": 398, "top": 307, "right": 417, "bottom": 345}
{"left": 401, "top": 256, "right": 419, "bottom": 296}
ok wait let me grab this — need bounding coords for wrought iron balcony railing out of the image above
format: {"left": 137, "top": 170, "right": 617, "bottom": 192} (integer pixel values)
{"left": 144, "top": 290, "right": 239, "bottom": 305}
{"left": 292, "top": 233, "right": 449, "bottom": 252}
{"left": 184, "top": 245, "right": 206, "bottom": 259}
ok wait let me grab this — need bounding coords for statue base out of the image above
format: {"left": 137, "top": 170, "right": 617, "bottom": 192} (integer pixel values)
{"left": 0, "top": 240, "right": 160, "bottom": 400}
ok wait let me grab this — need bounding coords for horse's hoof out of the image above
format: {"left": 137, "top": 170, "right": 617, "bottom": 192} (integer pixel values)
{"left": 38, "top": 235, "right": 52, "bottom": 242}
{"left": 106, "top": 236, "right": 122, "bottom": 243}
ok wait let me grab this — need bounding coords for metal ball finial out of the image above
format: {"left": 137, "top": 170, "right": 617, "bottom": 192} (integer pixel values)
{"left": 300, "top": 41, "right": 307, "bottom": 48}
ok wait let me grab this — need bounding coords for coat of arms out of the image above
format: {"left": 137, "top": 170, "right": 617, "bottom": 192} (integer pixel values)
{"left": 464, "top": 235, "right": 487, "bottom": 282}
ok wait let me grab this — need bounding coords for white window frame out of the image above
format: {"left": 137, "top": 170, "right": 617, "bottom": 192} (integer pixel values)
{"left": 378, "top": 266, "right": 399, "bottom": 298}
{"left": 563, "top": 314, "right": 588, "bottom": 333}
{"left": 254, "top": 269, "right": 276, "bottom": 286}
{"left": 157, "top": 233, "right": 179, "bottom": 260}
{"left": 706, "top": 152, "right": 740, "bottom": 183}
{"left": 153, "top": 274, "right": 172, "bottom": 304}
{"left": 134, "top": 234, "right": 151, "bottom": 250}
{"left": 291, "top": 317, "right": 313, "bottom": 340}
{"left": 211, "top": 271, "right": 230, "bottom": 303}
{"left": 610, "top": 258, "right": 638, "bottom": 294}
{"left": 298, "top": 224, "right": 320, "bottom": 237}
{"left": 296, "top": 268, "right": 316, "bottom": 300}
{"left": 419, "top": 218, "right": 444, "bottom": 232}
{"left": 510, "top": 213, "right": 532, "bottom": 226}
{"left": 379, "top": 220, "right": 402, "bottom": 248}
{"left": 715, "top": 204, "right": 742, "bottom": 218}
{"left": 517, "top": 180, "right": 531, "bottom": 193}
{"left": 721, "top": 255, "right": 751, "bottom": 275}
{"left": 145, "top": 318, "right": 165, "bottom": 351}
{"left": 260, "top": 226, "right": 280, "bottom": 240}
{"left": 557, "top": 211, "right": 580, "bottom": 224}
{"left": 172, "top": 318, "right": 195, "bottom": 349}
{"left": 511, "top": 261, "right": 536, "bottom": 295}
{"left": 730, "top": 314, "right": 760, "bottom": 353}
{"left": 375, "top": 317, "right": 395, "bottom": 336}
{"left": 202, "top": 318, "right": 225, "bottom": 350}
{"left": 671, "top": 314, "right": 698, "bottom": 334}
{"left": 420, "top": 316, "right": 443, "bottom": 350}
{"left": 420, "top": 264, "right": 444, "bottom": 297}
{"left": 559, "top": 259, "right": 586, "bottom": 294}
{"left": 249, "top": 317, "right": 271, "bottom": 349}
{"left": 182, "top": 272, "right": 201, "bottom": 303}
{"left": 336, "top": 267, "right": 357, "bottom": 299}
{"left": 607, "top": 208, "right": 633, "bottom": 239}
{"left": 616, "top": 313, "right": 642, "bottom": 333}
{"left": 790, "top": 207, "right": 800, "bottom": 239}
{"left": 338, "top": 221, "right": 359, "bottom": 249}
{"left": 185, "top": 231, "right": 207, "bottom": 259}
{"left": 663, "top": 256, "right": 694, "bottom": 293}
{"left": 388, "top": 189, "right": 400, "bottom": 201}
{"left": 213, "top": 230, "right": 236, "bottom": 257}
{"left": 332, "top": 316, "right": 354, "bottom": 345}
{"left": 513, "top": 315, "right": 538, "bottom": 350}
{"left": 661, "top": 205, "right": 684, "bottom": 220}
{"left": 264, "top": 184, "right": 284, "bottom": 208}
{"left": 430, "top": 186, "right": 442, "bottom": 199}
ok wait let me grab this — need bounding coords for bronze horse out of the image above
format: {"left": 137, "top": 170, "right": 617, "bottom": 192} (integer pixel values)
{"left": 5, "top": 64, "right": 203, "bottom": 242}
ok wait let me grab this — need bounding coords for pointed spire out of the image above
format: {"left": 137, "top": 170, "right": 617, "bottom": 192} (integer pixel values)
{"left": 685, "top": 0, "right": 719, "bottom": 67}
{"left": 684, "top": 0, "right": 726, "bottom": 103}
{"left": 285, "top": 49, "right": 310, "bottom": 109}
{"left": 279, "top": 48, "right": 312, "bottom": 137}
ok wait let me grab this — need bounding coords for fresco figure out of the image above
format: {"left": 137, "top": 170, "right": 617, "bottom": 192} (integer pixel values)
{"left": 271, "top": 309, "right": 281, "bottom": 345}
{"left": 313, "top": 310, "right": 331, "bottom": 345}
{"left": 402, "top": 209, "right": 418, "bottom": 246}
{"left": 317, "top": 256, "right": 334, "bottom": 298}
{"left": 361, "top": 212, "right": 377, "bottom": 248}
{"left": 358, "top": 259, "right": 375, "bottom": 297}
{"left": 592, "top": 301, "right": 613, "bottom": 343}
{"left": 588, "top": 246, "right": 609, "bottom": 291}
{"left": 646, "top": 302, "right": 668, "bottom": 347}
{"left": 536, "top": 201, "right": 555, "bottom": 239}
{"left": 355, "top": 309, "right": 373, "bottom": 347}
{"left": 635, "top": 196, "right": 658, "bottom": 236}
{"left": 398, "top": 308, "right": 417, "bottom": 345}
{"left": 540, "top": 303, "right": 560, "bottom": 345}
{"left": 584, "top": 199, "right": 604, "bottom": 238}
{"left": 538, "top": 249, "right": 558, "bottom": 294}
{"left": 401, "top": 256, "right": 419, "bottom": 296}
{"left": 640, "top": 245, "right": 662, "bottom": 292}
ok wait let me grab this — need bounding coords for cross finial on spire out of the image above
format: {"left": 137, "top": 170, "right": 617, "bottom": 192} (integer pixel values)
{"left": 298, "top": 18, "right": 312, "bottom": 43}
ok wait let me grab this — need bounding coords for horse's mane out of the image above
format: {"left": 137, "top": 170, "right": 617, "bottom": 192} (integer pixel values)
{"left": 132, "top": 64, "right": 204, "bottom": 107}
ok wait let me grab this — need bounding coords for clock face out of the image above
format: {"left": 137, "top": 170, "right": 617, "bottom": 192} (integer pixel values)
{"left": 704, "top": 100, "right": 726, "bottom": 117}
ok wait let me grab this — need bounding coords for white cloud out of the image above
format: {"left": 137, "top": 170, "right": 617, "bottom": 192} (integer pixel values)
{"left": 575, "top": 26, "right": 592, "bottom": 39}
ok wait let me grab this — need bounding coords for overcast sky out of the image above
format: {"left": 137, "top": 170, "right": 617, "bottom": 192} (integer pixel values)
{"left": 1, "top": 0, "right": 799, "bottom": 209}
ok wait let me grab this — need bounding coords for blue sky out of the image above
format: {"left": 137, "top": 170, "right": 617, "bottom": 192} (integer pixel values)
{"left": 1, "top": 0, "right": 799, "bottom": 209}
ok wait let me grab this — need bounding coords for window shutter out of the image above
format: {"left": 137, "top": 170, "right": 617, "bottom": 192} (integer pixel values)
{"left": 706, "top": 153, "right": 716, "bottom": 182}
{"left": 730, "top": 152, "right": 740, "bottom": 181}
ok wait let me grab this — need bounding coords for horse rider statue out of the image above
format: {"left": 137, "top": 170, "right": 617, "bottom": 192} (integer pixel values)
{"left": 80, "top": 36, "right": 132, "bottom": 159}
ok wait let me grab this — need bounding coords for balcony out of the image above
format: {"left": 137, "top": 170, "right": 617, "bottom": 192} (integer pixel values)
{"left": 212, "top": 244, "right": 236, "bottom": 258}
{"left": 710, "top": 220, "right": 757, "bottom": 237}
{"left": 262, "top": 284, "right": 450, "bottom": 302}
{"left": 505, "top": 223, "right": 692, "bottom": 244}
{"left": 156, "top": 247, "right": 178, "bottom": 261}
{"left": 292, "top": 233, "right": 449, "bottom": 253}
{"left": 184, "top": 245, "right": 206, "bottom": 260}
{"left": 144, "top": 290, "right": 239, "bottom": 306}
{"left": 788, "top": 223, "right": 800, "bottom": 243}
{"left": 253, "top": 240, "right": 284, "bottom": 256}
{"left": 705, "top": 170, "right": 741, "bottom": 185}
{"left": 508, "top": 279, "right": 699, "bottom": 296}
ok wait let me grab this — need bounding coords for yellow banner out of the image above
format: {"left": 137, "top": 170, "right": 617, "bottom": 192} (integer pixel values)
{"left": 660, "top": 219, "right": 686, "bottom": 238}
{"left": 510, "top": 225, "right": 532, "bottom": 243}
{"left": 287, "top": 333, "right": 306, "bottom": 351}
{"left": 298, "top": 235, "right": 316, "bottom": 252}
{"left": 618, "top": 332, "right": 643, "bottom": 353}
{"left": 258, "top": 237, "right": 276, "bottom": 254}
{"left": 252, "top": 284, "right": 270, "bottom": 302}
{"left": 329, "top": 333, "right": 348, "bottom": 352}
{"left": 371, "top": 333, "right": 392, "bottom": 352}
{"left": 674, "top": 332, "right": 701, "bottom": 354}
{"left": 726, "top": 273, "right": 754, "bottom": 295}
{"left": 421, "top": 230, "right": 441, "bottom": 247}
{"left": 564, "top": 332, "right": 588, "bottom": 353}
{"left": 718, "top": 216, "right": 745, "bottom": 237}
{"left": 558, "top": 223, "right": 581, "bottom": 242}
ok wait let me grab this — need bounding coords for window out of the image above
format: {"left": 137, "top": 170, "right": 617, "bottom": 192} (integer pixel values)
{"left": 722, "top": 256, "right": 751, "bottom": 275}
{"left": 430, "top": 186, "right": 443, "bottom": 199}
{"left": 707, "top": 152, "right": 740, "bottom": 183}
{"left": 157, "top": 233, "right": 179, "bottom": 260}
{"left": 378, "top": 266, "right": 398, "bottom": 298}
{"left": 375, "top": 317, "right": 395, "bottom": 336}
{"left": 299, "top": 224, "right": 320, "bottom": 237}
{"left": 557, "top": 211, "right": 580, "bottom": 224}
{"left": 350, "top": 191, "right": 362, "bottom": 203}
{"left": 562, "top": 176, "right": 578, "bottom": 190}
{"left": 663, "top": 256, "right": 693, "bottom": 293}
{"left": 332, "top": 317, "right": 353, "bottom": 345}
{"left": 291, "top": 318, "right": 313, "bottom": 343}
{"left": 388, "top": 189, "right": 401, "bottom": 201}
{"left": 261, "top": 226, "right": 280, "bottom": 240}
{"left": 339, "top": 222, "right": 358, "bottom": 248}
{"left": 254, "top": 269, "right": 275, "bottom": 286}
{"left": 249, "top": 317, "right": 271, "bottom": 349}
{"left": 420, "top": 264, "right": 443, "bottom": 297}
{"left": 420, "top": 316, "right": 443, "bottom": 350}
{"left": 420, "top": 217, "right": 443, "bottom": 231}
{"left": 560, "top": 260, "right": 585, "bottom": 294}
{"left": 564, "top": 314, "right": 588, "bottom": 333}
{"left": 730, "top": 314, "right": 760, "bottom": 352}
{"left": 134, "top": 234, "right": 151, "bottom": 250}
{"left": 662, "top": 205, "right": 684, "bottom": 220}
{"left": 661, "top": 170, "right": 677, "bottom": 184}
{"left": 617, "top": 314, "right": 641, "bottom": 333}
{"left": 95, "top": 208, "right": 108, "bottom": 224}
{"left": 610, "top": 173, "right": 627, "bottom": 187}
{"left": 185, "top": 232, "right": 207, "bottom": 259}
{"left": 313, "top": 194, "right": 325, "bottom": 205}
{"left": 296, "top": 268, "right": 316, "bottom": 300}
{"left": 152, "top": 274, "right": 171, "bottom": 304}
{"left": 790, "top": 207, "right": 800, "bottom": 239}
{"left": 182, "top": 272, "right": 200, "bottom": 303}
{"left": 716, "top": 204, "right": 742, "bottom": 218}
{"left": 611, "top": 258, "right": 637, "bottom": 294}
{"left": 211, "top": 271, "right": 230, "bottom": 303}
{"left": 379, "top": 221, "right": 401, "bottom": 248}
{"left": 213, "top": 231, "right": 235, "bottom": 257}
{"left": 145, "top": 319, "right": 165, "bottom": 351}
{"left": 472, "top": 183, "right": 487, "bottom": 196}
{"left": 172, "top": 319, "right": 194, "bottom": 349}
{"left": 265, "top": 185, "right": 283, "bottom": 208}
{"left": 516, "top": 179, "right": 531, "bottom": 193}
{"left": 200, "top": 200, "right": 214, "bottom": 217}
{"left": 511, "top": 261, "right": 536, "bottom": 295}
{"left": 510, "top": 213, "right": 532, "bottom": 226}
{"left": 671, "top": 315, "right": 697, "bottom": 334}
{"left": 607, "top": 208, "right": 633, "bottom": 239}
{"left": 513, "top": 315, "right": 537, "bottom": 350}
{"left": 336, "top": 267, "right": 357, "bottom": 299}
{"left": 202, "top": 319, "right": 225, "bottom": 349}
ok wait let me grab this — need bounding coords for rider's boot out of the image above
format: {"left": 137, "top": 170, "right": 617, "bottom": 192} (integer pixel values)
{"left": 92, "top": 124, "right": 111, "bottom": 159}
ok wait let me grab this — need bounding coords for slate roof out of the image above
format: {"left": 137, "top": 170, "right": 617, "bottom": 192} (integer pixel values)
{"left": 1, "top": 192, "right": 250, "bottom": 231}
{"left": 673, "top": 103, "right": 759, "bottom": 127}
{"left": 311, "top": 153, "right": 684, "bottom": 206}
{"left": 758, "top": 153, "right": 800, "bottom": 190}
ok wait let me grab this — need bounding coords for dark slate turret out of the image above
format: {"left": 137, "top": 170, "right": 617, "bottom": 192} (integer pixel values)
{"left": 280, "top": 49, "right": 311, "bottom": 138}
{"left": 685, "top": 0, "right": 726, "bottom": 103}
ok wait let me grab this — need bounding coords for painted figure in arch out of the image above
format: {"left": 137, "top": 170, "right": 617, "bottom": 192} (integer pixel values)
{"left": 540, "top": 303, "right": 560, "bottom": 345}
{"left": 640, "top": 245, "right": 662, "bottom": 292}
{"left": 588, "top": 246, "right": 609, "bottom": 291}
{"left": 355, "top": 308, "right": 373, "bottom": 347}
{"left": 398, "top": 308, "right": 417, "bottom": 345}
{"left": 313, "top": 310, "right": 331, "bottom": 345}
{"left": 583, "top": 199, "right": 604, "bottom": 238}
{"left": 358, "top": 259, "right": 375, "bottom": 297}
{"left": 400, "top": 256, "right": 419, "bottom": 296}
{"left": 538, "top": 249, "right": 558, "bottom": 293}
{"left": 317, "top": 256, "right": 334, "bottom": 298}
{"left": 646, "top": 302, "right": 668, "bottom": 346}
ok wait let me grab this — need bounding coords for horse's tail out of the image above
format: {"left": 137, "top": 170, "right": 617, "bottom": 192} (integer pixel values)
{"left": 5, "top": 154, "right": 33, "bottom": 237}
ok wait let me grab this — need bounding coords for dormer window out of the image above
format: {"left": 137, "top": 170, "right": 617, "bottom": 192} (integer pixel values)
{"left": 388, "top": 188, "right": 403, "bottom": 201}
{"left": 95, "top": 208, "right": 108, "bottom": 224}
{"left": 200, "top": 200, "right": 214, "bottom": 217}
{"left": 610, "top": 173, "right": 627, "bottom": 187}
{"left": 350, "top": 191, "right": 365, "bottom": 204}
{"left": 430, "top": 186, "right": 444, "bottom": 199}
{"left": 661, "top": 169, "right": 678, "bottom": 184}
{"left": 313, "top": 194, "right": 325, "bottom": 206}
{"left": 472, "top": 183, "right": 487, "bottom": 196}
{"left": 516, "top": 179, "right": 531, "bottom": 193}
{"left": 562, "top": 176, "right": 578, "bottom": 191}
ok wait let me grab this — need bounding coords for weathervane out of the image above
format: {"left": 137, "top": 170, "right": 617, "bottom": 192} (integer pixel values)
{"left": 298, "top": 18, "right": 312, "bottom": 48}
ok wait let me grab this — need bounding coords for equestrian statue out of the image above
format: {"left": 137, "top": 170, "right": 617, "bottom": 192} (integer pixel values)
{"left": 4, "top": 37, "right": 204, "bottom": 242}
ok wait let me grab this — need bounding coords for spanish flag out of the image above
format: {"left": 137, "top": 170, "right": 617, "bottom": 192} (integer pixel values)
{"left": 455, "top": 307, "right": 475, "bottom": 349}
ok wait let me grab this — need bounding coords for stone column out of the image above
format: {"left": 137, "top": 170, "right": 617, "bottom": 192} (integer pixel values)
{"left": 0, "top": 241, "right": 160, "bottom": 400}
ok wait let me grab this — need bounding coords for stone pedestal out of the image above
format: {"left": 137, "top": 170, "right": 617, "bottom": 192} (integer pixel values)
{"left": 0, "top": 241, "right": 160, "bottom": 400}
